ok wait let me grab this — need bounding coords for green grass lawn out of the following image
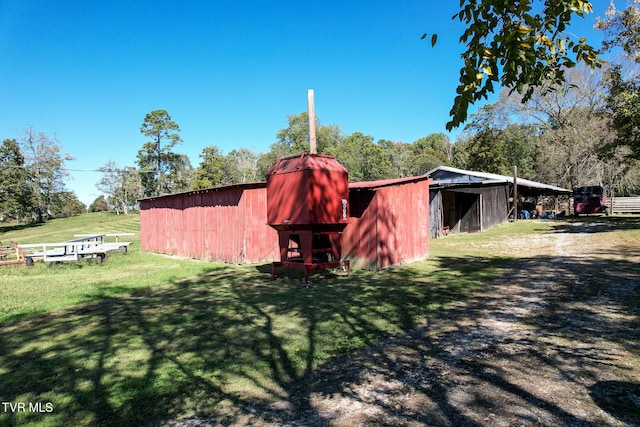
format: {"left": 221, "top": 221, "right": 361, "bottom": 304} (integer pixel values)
{"left": 0, "top": 212, "right": 212, "bottom": 324}
{"left": 0, "top": 211, "right": 141, "bottom": 246}
{"left": 0, "top": 212, "right": 637, "bottom": 426}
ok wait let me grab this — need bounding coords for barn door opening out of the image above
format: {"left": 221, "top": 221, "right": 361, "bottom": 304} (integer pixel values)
{"left": 443, "top": 191, "right": 481, "bottom": 234}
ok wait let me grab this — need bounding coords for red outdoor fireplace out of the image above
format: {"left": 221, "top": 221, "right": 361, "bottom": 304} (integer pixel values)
{"left": 267, "top": 152, "right": 350, "bottom": 281}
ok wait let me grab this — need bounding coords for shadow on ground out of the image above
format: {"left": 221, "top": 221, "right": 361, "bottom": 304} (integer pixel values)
{"left": 546, "top": 215, "right": 640, "bottom": 234}
{"left": 271, "top": 240, "right": 639, "bottom": 426}
{"left": 0, "top": 220, "right": 638, "bottom": 426}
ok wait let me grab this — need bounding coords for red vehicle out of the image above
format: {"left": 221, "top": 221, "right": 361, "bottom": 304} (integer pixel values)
{"left": 573, "top": 186, "right": 609, "bottom": 215}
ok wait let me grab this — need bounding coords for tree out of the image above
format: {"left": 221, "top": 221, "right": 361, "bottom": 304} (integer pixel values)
{"left": 163, "top": 153, "right": 194, "bottom": 193}
{"left": 500, "top": 125, "right": 540, "bottom": 180}
{"left": 257, "top": 112, "right": 344, "bottom": 178}
{"left": 97, "top": 160, "right": 120, "bottom": 209}
{"left": 455, "top": 103, "right": 540, "bottom": 178}
{"left": 19, "top": 127, "right": 70, "bottom": 222}
{"left": 88, "top": 196, "right": 109, "bottom": 212}
{"left": 497, "top": 67, "right": 621, "bottom": 189}
{"left": 193, "top": 146, "right": 226, "bottom": 189}
{"left": 377, "top": 139, "right": 414, "bottom": 178}
{"left": 0, "top": 139, "right": 32, "bottom": 221}
{"left": 333, "top": 132, "right": 393, "bottom": 181}
{"left": 139, "top": 110, "right": 183, "bottom": 196}
{"left": 596, "top": 0, "right": 640, "bottom": 62}
{"left": 456, "top": 132, "right": 508, "bottom": 175}
{"left": 409, "top": 133, "right": 454, "bottom": 175}
{"left": 117, "top": 167, "right": 144, "bottom": 213}
{"left": 462, "top": 66, "right": 640, "bottom": 195}
{"left": 597, "top": 1, "right": 640, "bottom": 158}
{"left": 456, "top": 123, "right": 540, "bottom": 179}
{"left": 137, "top": 144, "right": 192, "bottom": 197}
{"left": 426, "top": 0, "right": 603, "bottom": 130}
{"left": 274, "top": 112, "right": 314, "bottom": 153}
{"left": 97, "top": 162, "right": 143, "bottom": 214}
{"left": 604, "top": 67, "right": 640, "bottom": 158}
{"left": 194, "top": 146, "right": 260, "bottom": 189}
{"left": 225, "top": 148, "right": 259, "bottom": 184}
{"left": 50, "top": 191, "right": 85, "bottom": 217}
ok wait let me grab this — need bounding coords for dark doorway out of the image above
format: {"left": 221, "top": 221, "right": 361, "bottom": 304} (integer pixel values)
{"left": 443, "top": 191, "right": 481, "bottom": 234}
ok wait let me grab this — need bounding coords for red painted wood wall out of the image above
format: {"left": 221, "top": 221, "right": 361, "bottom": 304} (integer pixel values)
{"left": 343, "top": 177, "right": 431, "bottom": 270}
{"left": 140, "top": 183, "right": 279, "bottom": 264}
{"left": 140, "top": 176, "right": 431, "bottom": 270}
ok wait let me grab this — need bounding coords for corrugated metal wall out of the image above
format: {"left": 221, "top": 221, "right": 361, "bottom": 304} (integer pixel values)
{"left": 140, "top": 185, "right": 279, "bottom": 264}
{"left": 343, "top": 189, "right": 377, "bottom": 269}
{"left": 343, "top": 179, "right": 430, "bottom": 270}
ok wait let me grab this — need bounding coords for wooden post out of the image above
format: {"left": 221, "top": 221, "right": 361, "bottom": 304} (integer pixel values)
{"left": 513, "top": 166, "right": 518, "bottom": 221}
{"left": 308, "top": 89, "right": 317, "bottom": 154}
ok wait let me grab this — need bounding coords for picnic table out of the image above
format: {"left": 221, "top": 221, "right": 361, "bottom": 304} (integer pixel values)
{"left": 20, "top": 233, "right": 134, "bottom": 265}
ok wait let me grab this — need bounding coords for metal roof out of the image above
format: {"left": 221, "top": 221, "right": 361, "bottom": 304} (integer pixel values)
{"left": 139, "top": 181, "right": 266, "bottom": 202}
{"left": 426, "top": 166, "right": 571, "bottom": 195}
{"left": 349, "top": 175, "right": 432, "bottom": 190}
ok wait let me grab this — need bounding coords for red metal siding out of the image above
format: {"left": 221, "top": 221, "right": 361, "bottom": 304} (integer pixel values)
{"left": 377, "top": 182, "right": 430, "bottom": 267}
{"left": 140, "top": 185, "right": 279, "bottom": 264}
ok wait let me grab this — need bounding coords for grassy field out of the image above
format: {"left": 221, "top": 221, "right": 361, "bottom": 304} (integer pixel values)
{"left": 0, "top": 213, "right": 637, "bottom": 426}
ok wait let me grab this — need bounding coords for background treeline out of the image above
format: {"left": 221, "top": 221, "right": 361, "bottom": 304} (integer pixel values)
{"left": 3, "top": 2, "right": 640, "bottom": 220}
{"left": 3, "top": 66, "right": 640, "bottom": 223}
{"left": 3, "top": 64, "right": 640, "bottom": 223}
{"left": 99, "top": 63, "right": 640, "bottom": 215}
{"left": 125, "top": 63, "right": 639, "bottom": 203}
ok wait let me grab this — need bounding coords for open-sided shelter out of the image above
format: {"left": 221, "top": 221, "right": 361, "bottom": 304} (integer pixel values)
{"left": 427, "top": 166, "right": 571, "bottom": 238}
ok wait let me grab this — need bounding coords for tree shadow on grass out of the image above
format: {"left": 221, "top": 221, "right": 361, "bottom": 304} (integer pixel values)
{"left": 545, "top": 215, "right": 640, "bottom": 234}
{"left": 0, "top": 258, "right": 477, "bottom": 426}
{"left": 0, "top": 221, "right": 44, "bottom": 235}
{"left": 280, "top": 241, "right": 639, "bottom": 426}
{"left": 0, "top": 238, "right": 638, "bottom": 426}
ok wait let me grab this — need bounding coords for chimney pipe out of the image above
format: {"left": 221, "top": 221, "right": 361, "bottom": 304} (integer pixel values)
{"left": 308, "top": 89, "right": 317, "bottom": 154}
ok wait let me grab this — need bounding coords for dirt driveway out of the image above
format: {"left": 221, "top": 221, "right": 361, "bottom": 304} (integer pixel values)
{"left": 169, "top": 219, "right": 640, "bottom": 427}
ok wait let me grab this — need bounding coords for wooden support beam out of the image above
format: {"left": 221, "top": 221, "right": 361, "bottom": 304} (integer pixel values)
{"left": 512, "top": 166, "right": 518, "bottom": 221}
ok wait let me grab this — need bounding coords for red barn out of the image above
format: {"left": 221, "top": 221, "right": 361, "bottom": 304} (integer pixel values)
{"left": 139, "top": 183, "right": 279, "bottom": 264}
{"left": 344, "top": 176, "right": 432, "bottom": 270}
{"left": 139, "top": 175, "right": 432, "bottom": 271}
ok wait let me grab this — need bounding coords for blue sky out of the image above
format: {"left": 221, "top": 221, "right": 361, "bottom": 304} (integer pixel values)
{"left": 0, "top": 1, "right": 612, "bottom": 206}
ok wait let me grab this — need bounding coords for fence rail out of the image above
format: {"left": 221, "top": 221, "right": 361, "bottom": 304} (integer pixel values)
{"left": 611, "top": 197, "right": 640, "bottom": 214}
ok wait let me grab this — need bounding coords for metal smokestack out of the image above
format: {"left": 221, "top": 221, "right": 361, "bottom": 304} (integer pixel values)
{"left": 308, "top": 89, "right": 317, "bottom": 154}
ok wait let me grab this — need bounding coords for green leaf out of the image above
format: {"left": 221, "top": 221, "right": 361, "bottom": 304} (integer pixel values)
{"left": 431, "top": 33, "right": 438, "bottom": 47}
